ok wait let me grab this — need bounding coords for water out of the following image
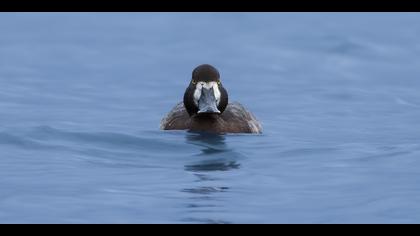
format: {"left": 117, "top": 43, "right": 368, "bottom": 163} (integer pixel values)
{"left": 1, "top": 13, "right": 420, "bottom": 223}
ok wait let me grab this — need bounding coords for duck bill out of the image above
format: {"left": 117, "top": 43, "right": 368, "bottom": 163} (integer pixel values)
{"left": 197, "top": 87, "right": 221, "bottom": 114}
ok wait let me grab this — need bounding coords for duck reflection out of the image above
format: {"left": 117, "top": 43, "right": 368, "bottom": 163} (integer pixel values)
{"left": 184, "top": 131, "right": 241, "bottom": 172}
{"left": 181, "top": 132, "right": 243, "bottom": 224}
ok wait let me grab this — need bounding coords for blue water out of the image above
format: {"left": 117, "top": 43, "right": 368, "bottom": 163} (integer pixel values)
{"left": 1, "top": 13, "right": 420, "bottom": 223}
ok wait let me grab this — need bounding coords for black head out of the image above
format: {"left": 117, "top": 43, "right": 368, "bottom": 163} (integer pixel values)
{"left": 184, "top": 64, "right": 228, "bottom": 117}
{"left": 192, "top": 64, "right": 220, "bottom": 82}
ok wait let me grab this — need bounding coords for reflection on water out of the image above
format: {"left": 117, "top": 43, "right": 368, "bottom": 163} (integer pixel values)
{"left": 182, "top": 186, "right": 229, "bottom": 195}
{"left": 185, "top": 161, "right": 240, "bottom": 172}
{"left": 181, "top": 132, "right": 242, "bottom": 224}
{"left": 184, "top": 132, "right": 242, "bottom": 172}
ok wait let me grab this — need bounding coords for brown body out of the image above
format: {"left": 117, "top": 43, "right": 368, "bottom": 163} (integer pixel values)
{"left": 160, "top": 102, "right": 262, "bottom": 134}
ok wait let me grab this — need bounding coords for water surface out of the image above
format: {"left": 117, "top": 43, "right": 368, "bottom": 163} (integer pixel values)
{"left": 1, "top": 13, "right": 420, "bottom": 223}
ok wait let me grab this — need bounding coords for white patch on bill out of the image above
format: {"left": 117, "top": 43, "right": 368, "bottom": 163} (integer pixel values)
{"left": 212, "top": 83, "right": 221, "bottom": 105}
{"left": 193, "top": 81, "right": 221, "bottom": 106}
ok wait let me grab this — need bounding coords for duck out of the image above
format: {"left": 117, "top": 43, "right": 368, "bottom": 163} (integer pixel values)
{"left": 160, "top": 64, "right": 262, "bottom": 134}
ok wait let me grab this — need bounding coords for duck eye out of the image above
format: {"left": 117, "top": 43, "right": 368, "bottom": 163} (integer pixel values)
{"left": 217, "top": 81, "right": 221, "bottom": 85}
{"left": 191, "top": 80, "right": 196, "bottom": 85}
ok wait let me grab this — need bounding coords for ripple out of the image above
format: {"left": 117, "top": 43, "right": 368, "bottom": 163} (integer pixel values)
{"left": 28, "top": 125, "right": 183, "bottom": 152}
{"left": 0, "top": 132, "right": 59, "bottom": 150}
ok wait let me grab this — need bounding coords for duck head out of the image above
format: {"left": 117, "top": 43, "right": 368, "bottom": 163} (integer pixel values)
{"left": 183, "top": 64, "right": 228, "bottom": 117}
